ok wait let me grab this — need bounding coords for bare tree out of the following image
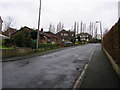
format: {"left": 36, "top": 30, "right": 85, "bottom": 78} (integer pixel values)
{"left": 3, "top": 16, "right": 15, "bottom": 31}
{"left": 61, "top": 23, "right": 64, "bottom": 30}
{"left": 49, "top": 23, "right": 52, "bottom": 32}
{"left": 57, "top": 22, "right": 63, "bottom": 32}
{"left": 77, "top": 22, "right": 79, "bottom": 34}
{"left": 74, "top": 21, "right": 77, "bottom": 34}
{"left": 49, "top": 23, "right": 55, "bottom": 33}
{"left": 91, "top": 22, "right": 94, "bottom": 37}
{"left": 80, "top": 21, "right": 83, "bottom": 33}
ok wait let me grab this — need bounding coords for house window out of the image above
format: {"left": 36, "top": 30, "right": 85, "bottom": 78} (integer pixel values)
{"left": 61, "top": 33, "right": 63, "bottom": 36}
{"left": 87, "top": 39, "right": 89, "bottom": 41}
{"left": 72, "top": 34, "right": 74, "bottom": 36}
{"left": 76, "top": 39, "right": 78, "bottom": 41}
{"left": 64, "top": 33, "right": 68, "bottom": 36}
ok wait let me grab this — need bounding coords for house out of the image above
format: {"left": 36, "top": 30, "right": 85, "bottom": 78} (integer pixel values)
{"left": 3, "top": 28, "right": 17, "bottom": 37}
{"left": 56, "top": 29, "right": 75, "bottom": 42}
{"left": 39, "top": 28, "right": 62, "bottom": 45}
{"left": 11, "top": 26, "right": 33, "bottom": 36}
{"left": 0, "top": 16, "right": 9, "bottom": 40}
{"left": 77, "top": 33, "right": 92, "bottom": 43}
{"left": 39, "top": 29, "right": 52, "bottom": 44}
{"left": 0, "top": 16, "right": 3, "bottom": 34}
{"left": 45, "top": 31, "right": 63, "bottom": 45}
{"left": 0, "top": 34, "right": 10, "bottom": 40}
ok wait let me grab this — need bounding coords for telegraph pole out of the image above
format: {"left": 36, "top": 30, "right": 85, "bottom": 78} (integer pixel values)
{"left": 36, "top": 0, "right": 42, "bottom": 49}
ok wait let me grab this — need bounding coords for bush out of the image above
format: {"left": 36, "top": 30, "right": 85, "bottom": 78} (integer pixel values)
{"left": 38, "top": 43, "right": 58, "bottom": 49}
{"left": 30, "top": 30, "right": 37, "bottom": 40}
{"left": 13, "top": 33, "right": 25, "bottom": 47}
{"left": 12, "top": 31, "right": 34, "bottom": 48}
{"left": 3, "top": 39, "right": 13, "bottom": 47}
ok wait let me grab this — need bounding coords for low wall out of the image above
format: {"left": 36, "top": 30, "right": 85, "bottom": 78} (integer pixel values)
{"left": 103, "top": 48, "right": 120, "bottom": 78}
{"left": 1, "top": 48, "right": 36, "bottom": 58}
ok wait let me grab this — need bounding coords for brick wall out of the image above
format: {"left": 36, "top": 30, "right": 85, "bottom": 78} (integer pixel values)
{"left": 103, "top": 19, "right": 120, "bottom": 67}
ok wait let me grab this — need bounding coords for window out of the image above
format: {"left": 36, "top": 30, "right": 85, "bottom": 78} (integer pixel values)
{"left": 61, "top": 33, "right": 63, "bottom": 36}
{"left": 64, "top": 33, "right": 68, "bottom": 36}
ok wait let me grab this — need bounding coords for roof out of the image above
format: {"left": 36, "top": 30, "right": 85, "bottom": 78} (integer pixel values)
{"left": 5, "top": 28, "right": 17, "bottom": 32}
{"left": 57, "top": 29, "right": 75, "bottom": 34}
{"left": 45, "top": 31, "right": 61, "bottom": 39}
{"left": 11, "top": 26, "right": 33, "bottom": 36}
{"left": 0, "top": 34, "right": 9, "bottom": 39}
{"left": 0, "top": 16, "right": 3, "bottom": 22}
{"left": 78, "top": 33, "right": 91, "bottom": 36}
{"left": 39, "top": 31, "right": 51, "bottom": 38}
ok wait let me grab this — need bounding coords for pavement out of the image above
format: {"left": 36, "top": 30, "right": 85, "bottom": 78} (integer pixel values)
{"left": 79, "top": 45, "right": 120, "bottom": 88}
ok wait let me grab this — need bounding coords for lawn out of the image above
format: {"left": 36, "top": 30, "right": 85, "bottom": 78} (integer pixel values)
{"left": 0, "top": 46, "right": 14, "bottom": 49}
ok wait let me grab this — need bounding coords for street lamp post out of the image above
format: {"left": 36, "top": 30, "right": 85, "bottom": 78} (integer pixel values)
{"left": 96, "top": 21, "right": 103, "bottom": 48}
{"left": 96, "top": 21, "right": 102, "bottom": 41}
{"left": 36, "top": 0, "right": 42, "bottom": 50}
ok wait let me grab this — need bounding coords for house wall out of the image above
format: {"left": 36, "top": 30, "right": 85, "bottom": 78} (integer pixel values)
{"left": 0, "top": 17, "right": 3, "bottom": 34}
{"left": 57, "top": 30, "right": 75, "bottom": 42}
{"left": 78, "top": 33, "right": 92, "bottom": 42}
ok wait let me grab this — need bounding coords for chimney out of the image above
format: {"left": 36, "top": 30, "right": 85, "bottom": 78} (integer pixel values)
{"left": 41, "top": 28, "right": 43, "bottom": 32}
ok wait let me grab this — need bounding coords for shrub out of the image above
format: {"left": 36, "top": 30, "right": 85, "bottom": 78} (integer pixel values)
{"left": 3, "top": 39, "right": 13, "bottom": 47}
{"left": 38, "top": 43, "right": 58, "bottom": 49}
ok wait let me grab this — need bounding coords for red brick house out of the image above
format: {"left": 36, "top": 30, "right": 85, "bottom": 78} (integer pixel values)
{"left": 39, "top": 30, "right": 51, "bottom": 44}
{"left": 11, "top": 26, "right": 34, "bottom": 36}
{"left": 11, "top": 27, "right": 62, "bottom": 45}
{"left": 56, "top": 29, "right": 75, "bottom": 42}
{"left": 45, "top": 31, "right": 63, "bottom": 45}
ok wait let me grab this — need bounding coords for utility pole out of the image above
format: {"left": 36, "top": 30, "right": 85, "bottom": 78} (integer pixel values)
{"left": 36, "top": 0, "right": 42, "bottom": 49}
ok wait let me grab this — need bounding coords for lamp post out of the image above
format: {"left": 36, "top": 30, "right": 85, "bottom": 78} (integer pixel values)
{"left": 96, "top": 21, "right": 103, "bottom": 49}
{"left": 36, "top": 0, "right": 42, "bottom": 49}
{"left": 96, "top": 21, "right": 102, "bottom": 41}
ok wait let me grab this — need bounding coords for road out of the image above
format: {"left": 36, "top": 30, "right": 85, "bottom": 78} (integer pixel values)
{"left": 3, "top": 44, "right": 99, "bottom": 88}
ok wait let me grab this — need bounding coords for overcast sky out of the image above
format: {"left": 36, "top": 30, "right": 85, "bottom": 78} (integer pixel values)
{"left": 0, "top": 0, "right": 120, "bottom": 33}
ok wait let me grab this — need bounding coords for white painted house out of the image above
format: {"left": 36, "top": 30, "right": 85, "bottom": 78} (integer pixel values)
{"left": 0, "top": 16, "right": 9, "bottom": 40}
{"left": 0, "top": 16, "right": 3, "bottom": 34}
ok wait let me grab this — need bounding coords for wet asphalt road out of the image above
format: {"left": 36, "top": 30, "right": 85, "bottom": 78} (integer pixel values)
{"left": 3, "top": 44, "right": 99, "bottom": 88}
